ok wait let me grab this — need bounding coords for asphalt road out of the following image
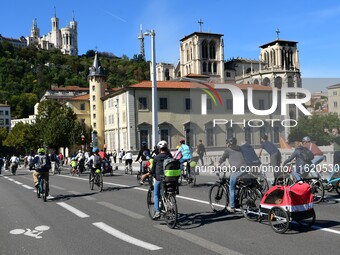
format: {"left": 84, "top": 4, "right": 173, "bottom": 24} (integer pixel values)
{"left": 0, "top": 165, "right": 339, "bottom": 255}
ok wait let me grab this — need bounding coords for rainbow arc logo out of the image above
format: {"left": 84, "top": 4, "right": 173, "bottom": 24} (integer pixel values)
{"left": 200, "top": 83, "right": 223, "bottom": 115}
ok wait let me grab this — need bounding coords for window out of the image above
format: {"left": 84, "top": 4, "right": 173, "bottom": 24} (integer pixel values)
{"left": 92, "top": 95, "right": 95, "bottom": 101}
{"left": 159, "top": 98, "right": 168, "bottom": 110}
{"left": 5, "top": 111, "right": 9, "bottom": 115}
{"left": 185, "top": 128, "right": 194, "bottom": 147}
{"left": 333, "top": 91, "right": 338, "bottom": 96}
{"left": 93, "top": 113, "right": 96, "bottom": 119}
{"left": 202, "top": 40, "right": 208, "bottom": 59}
{"left": 140, "top": 130, "right": 148, "bottom": 147}
{"left": 138, "top": 97, "right": 147, "bottom": 110}
{"left": 92, "top": 85, "right": 95, "bottom": 91}
{"left": 80, "top": 119, "right": 85, "bottom": 128}
{"left": 0, "top": 111, "right": 3, "bottom": 116}
{"left": 5, "top": 119, "right": 9, "bottom": 125}
{"left": 185, "top": 98, "right": 191, "bottom": 110}
{"left": 245, "top": 127, "right": 251, "bottom": 144}
{"left": 334, "top": 101, "right": 338, "bottom": 108}
{"left": 206, "top": 128, "right": 214, "bottom": 146}
{"left": 93, "top": 122, "right": 96, "bottom": 128}
{"left": 93, "top": 105, "right": 96, "bottom": 110}
{"left": 209, "top": 41, "right": 216, "bottom": 59}
{"left": 226, "top": 72, "right": 231, "bottom": 78}
{"left": 80, "top": 103, "right": 85, "bottom": 111}
{"left": 259, "top": 99, "right": 265, "bottom": 110}
{"left": 160, "top": 129, "right": 169, "bottom": 144}
{"left": 226, "top": 99, "right": 233, "bottom": 111}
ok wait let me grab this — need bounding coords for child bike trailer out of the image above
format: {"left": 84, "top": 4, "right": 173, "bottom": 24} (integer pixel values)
{"left": 260, "top": 182, "right": 316, "bottom": 234}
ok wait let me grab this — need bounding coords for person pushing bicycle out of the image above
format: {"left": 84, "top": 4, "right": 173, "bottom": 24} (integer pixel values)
{"left": 218, "top": 137, "right": 247, "bottom": 213}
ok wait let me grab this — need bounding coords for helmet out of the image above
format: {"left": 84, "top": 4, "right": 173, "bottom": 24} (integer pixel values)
{"left": 37, "top": 148, "right": 45, "bottom": 154}
{"left": 227, "top": 137, "right": 237, "bottom": 145}
{"left": 92, "top": 147, "right": 99, "bottom": 153}
{"left": 157, "top": 140, "right": 168, "bottom": 149}
{"left": 179, "top": 138, "right": 185, "bottom": 144}
{"left": 302, "top": 136, "right": 311, "bottom": 143}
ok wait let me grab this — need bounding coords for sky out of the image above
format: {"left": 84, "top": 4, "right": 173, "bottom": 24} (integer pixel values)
{"left": 1, "top": 0, "right": 340, "bottom": 92}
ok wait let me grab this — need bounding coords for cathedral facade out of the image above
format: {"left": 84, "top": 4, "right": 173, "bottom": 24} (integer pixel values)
{"left": 25, "top": 8, "right": 78, "bottom": 56}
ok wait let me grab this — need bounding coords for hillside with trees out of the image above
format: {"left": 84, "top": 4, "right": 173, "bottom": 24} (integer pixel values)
{"left": 0, "top": 42, "right": 150, "bottom": 119}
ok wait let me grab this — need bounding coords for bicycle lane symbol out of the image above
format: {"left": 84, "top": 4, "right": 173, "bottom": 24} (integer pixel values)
{"left": 9, "top": 225, "right": 50, "bottom": 239}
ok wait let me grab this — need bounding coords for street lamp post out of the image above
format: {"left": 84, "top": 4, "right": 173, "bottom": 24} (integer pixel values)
{"left": 144, "top": 29, "right": 158, "bottom": 148}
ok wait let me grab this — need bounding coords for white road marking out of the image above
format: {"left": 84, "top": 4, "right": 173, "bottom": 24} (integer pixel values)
{"left": 155, "top": 225, "right": 243, "bottom": 255}
{"left": 97, "top": 201, "right": 145, "bottom": 219}
{"left": 14, "top": 181, "right": 23, "bottom": 185}
{"left": 22, "top": 185, "right": 34, "bottom": 190}
{"left": 93, "top": 222, "right": 162, "bottom": 251}
{"left": 57, "top": 202, "right": 90, "bottom": 218}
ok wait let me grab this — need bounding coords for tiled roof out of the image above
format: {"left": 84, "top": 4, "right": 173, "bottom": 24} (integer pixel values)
{"left": 51, "top": 86, "right": 89, "bottom": 91}
{"left": 127, "top": 81, "right": 273, "bottom": 91}
{"left": 69, "top": 94, "right": 89, "bottom": 101}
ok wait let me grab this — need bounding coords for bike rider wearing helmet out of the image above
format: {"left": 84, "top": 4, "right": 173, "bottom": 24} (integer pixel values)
{"left": 135, "top": 141, "right": 151, "bottom": 176}
{"left": 87, "top": 147, "right": 102, "bottom": 180}
{"left": 174, "top": 138, "right": 192, "bottom": 172}
{"left": 218, "top": 137, "right": 247, "bottom": 213}
{"left": 149, "top": 140, "right": 172, "bottom": 219}
{"left": 31, "top": 148, "right": 51, "bottom": 190}
{"left": 302, "top": 136, "right": 324, "bottom": 165}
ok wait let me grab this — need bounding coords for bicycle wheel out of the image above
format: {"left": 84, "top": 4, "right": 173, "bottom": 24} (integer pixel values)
{"left": 296, "top": 209, "right": 315, "bottom": 228}
{"left": 240, "top": 188, "right": 262, "bottom": 221}
{"left": 36, "top": 183, "right": 41, "bottom": 198}
{"left": 268, "top": 206, "right": 290, "bottom": 234}
{"left": 165, "top": 194, "right": 178, "bottom": 229}
{"left": 209, "top": 183, "right": 228, "bottom": 213}
{"left": 89, "top": 172, "right": 94, "bottom": 190}
{"left": 310, "top": 179, "right": 324, "bottom": 204}
{"left": 147, "top": 187, "right": 156, "bottom": 220}
{"left": 42, "top": 179, "right": 47, "bottom": 202}
{"left": 98, "top": 173, "right": 103, "bottom": 192}
{"left": 336, "top": 181, "right": 340, "bottom": 195}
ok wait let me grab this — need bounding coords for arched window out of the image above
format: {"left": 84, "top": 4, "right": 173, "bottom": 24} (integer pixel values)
{"left": 254, "top": 79, "right": 259, "bottom": 84}
{"left": 209, "top": 41, "right": 216, "bottom": 59}
{"left": 208, "top": 62, "right": 212, "bottom": 73}
{"left": 165, "top": 68, "right": 170, "bottom": 80}
{"left": 202, "top": 40, "right": 208, "bottom": 59}
{"left": 202, "top": 62, "right": 207, "bottom": 73}
{"left": 262, "top": 77, "right": 270, "bottom": 86}
{"left": 274, "top": 76, "right": 282, "bottom": 88}
{"left": 213, "top": 62, "right": 217, "bottom": 74}
{"left": 288, "top": 76, "right": 294, "bottom": 87}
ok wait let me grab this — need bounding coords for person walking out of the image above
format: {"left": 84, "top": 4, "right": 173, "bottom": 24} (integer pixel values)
{"left": 112, "top": 149, "right": 117, "bottom": 164}
{"left": 196, "top": 139, "right": 206, "bottom": 165}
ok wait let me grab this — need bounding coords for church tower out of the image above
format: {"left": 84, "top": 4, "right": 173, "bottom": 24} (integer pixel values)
{"left": 50, "top": 7, "right": 61, "bottom": 49}
{"left": 179, "top": 20, "right": 225, "bottom": 82}
{"left": 30, "top": 18, "right": 40, "bottom": 39}
{"left": 88, "top": 52, "right": 107, "bottom": 149}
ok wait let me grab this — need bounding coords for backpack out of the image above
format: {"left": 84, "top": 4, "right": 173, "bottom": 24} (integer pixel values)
{"left": 93, "top": 155, "right": 102, "bottom": 169}
{"left": 163, "top": 158, "right": 181, "bottom": 179}
{"left": 240, "top": 144, "right": 261, "bottom": 166}
{"left": 299, "top": 147, "right": 314, "bottom": 163}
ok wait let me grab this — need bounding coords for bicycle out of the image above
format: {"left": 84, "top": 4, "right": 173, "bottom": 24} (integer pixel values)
{"left": 36, "top": 174, "right": 49, "bottom": 202}
{"left": 147, "top": 176, "right": 178, "bottom": 229}
{"left": 125, "top": 162, "right": 133, "bottom": 175}
{"left": 137, "top": 160, "right": 151, "bottom": 185}
{"left": 178, "top": 159, "right": 196, "bottom": 188}
{"left": 89, "top": 168, "right": 103, "bottom": 192}
{"left": 209, "top": 171, "right": 263, "bottom": 220}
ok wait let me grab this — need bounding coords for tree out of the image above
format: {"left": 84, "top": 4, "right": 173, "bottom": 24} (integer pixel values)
{"left": 288, "top": 113, "right": 340, "bottom": 145}
{"left": 3, "top": 122, "right": 35, "bottom": 154}
{"left": 35, "top": 100, "right": 82, "bottom": 149}
{"left": 0, "top": 127, "right": 7, "bottom": 147}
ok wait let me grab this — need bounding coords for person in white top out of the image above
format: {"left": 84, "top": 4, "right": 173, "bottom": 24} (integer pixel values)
{"left": 125, "top": 147, "right": 133, "bottom": 172}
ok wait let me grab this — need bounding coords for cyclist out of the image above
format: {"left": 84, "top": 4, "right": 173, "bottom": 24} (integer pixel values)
{"left": 218, "top": 137, "right": 247, "bottom": 213}
{"left": 175, "top": 139, "right": 192, "bottom": 174}
{"left": 148, "top": 140, "right": 172, "bottom": 219}
{"left": 31, "top": 148, "right": 51, "bottom": 191}
{"left": 135, "top": 141, "right": 151, "bottom": 176}
{"left": 302, "top": 136, "right": 324, "bottom": 165}
{"left": 87, "top": 148, "right": 102, "bottom": 180}
{"left": 125, "top": 147, "right": 133, "bottom": 173}
{"left": 282, "top": 143, "right": 313, "bottom": 182}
